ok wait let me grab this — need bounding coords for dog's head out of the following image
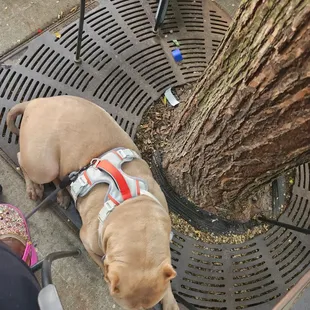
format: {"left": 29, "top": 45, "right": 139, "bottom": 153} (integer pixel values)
{"left": 104, "top": 260, "right": 176, "bottom": 309}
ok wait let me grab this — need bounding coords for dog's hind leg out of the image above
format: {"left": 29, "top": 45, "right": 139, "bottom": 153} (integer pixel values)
{"left": 17, "top": 152, "right": 44, "bottom": 201}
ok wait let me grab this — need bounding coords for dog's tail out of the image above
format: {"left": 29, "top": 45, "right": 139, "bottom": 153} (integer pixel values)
{"left": 6, "top": 101, "right": 29, "bottom": 135}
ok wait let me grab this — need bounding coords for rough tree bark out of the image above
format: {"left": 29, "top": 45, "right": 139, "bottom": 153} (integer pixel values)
{"left": 163, "top": 0, "right": 310, "bottom": 219}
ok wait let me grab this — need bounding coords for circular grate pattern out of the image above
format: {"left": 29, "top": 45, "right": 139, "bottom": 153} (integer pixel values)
{"left": 0, "top": 0, "right": 231, "bottom": 163}
{"left": 171, "top": 164, "right": 310, "bottom": 309}
{"left": 1, "top": 1, "right": 310, "bottom": 309}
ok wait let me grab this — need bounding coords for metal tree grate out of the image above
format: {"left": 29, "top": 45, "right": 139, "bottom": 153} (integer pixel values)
{"left": 170, "top": 164, "right": 310, "bottom": 309}
{"left": 0, "top": 0, "right": 309, "bottom": 309}
{"left": 0, "top": 0, "right": 231, "bottom": 163}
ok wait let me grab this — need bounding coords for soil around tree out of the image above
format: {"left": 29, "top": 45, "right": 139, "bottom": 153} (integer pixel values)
{"left": 135, "top": 85, "right": 295, "bottom": 242}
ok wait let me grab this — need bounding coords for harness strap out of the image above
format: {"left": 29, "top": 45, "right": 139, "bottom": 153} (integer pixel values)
{"left": 69, "top": 147, "right": 173, "bottom": 254}
{"left": 96, "top": 160, "right": 132, "bottom": 201}
{"left": 70, "top": 148, "right": 144, "bottom": 204}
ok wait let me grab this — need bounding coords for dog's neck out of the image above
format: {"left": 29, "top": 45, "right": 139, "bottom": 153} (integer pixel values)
{"left": 98, "top": 221, "right": 106, "bottom": 254}
{"left": 101, "top": 226, "right": 170, "bottom": 268}
{"left": 97, "top": 198, "right": 171, "bottom": 265}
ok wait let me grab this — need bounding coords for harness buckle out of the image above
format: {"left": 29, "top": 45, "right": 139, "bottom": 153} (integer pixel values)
{"left": 105, "top": 200, "right": 115, "bottom": 212}
{"left": 117, "top": 149, "right": 129, "bottom": 159}
{"left": 98, "top": 200, "right": 116, "bottom": 224}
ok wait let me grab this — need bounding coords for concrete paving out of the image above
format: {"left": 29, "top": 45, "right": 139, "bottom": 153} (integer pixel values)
{"left": 214, "top": 0, "right": 240, "bottom": 17}
{"left": 0, "top": 0, "right": 80, "bottom": 56}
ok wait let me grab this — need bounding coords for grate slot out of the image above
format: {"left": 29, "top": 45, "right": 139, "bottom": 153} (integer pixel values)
{"left": 280, "top": 246, "right": 308, "bottom": 273}
{"left": 183, "top": 276, "right": 225, "bottom": 288}
{"left": 284, "top": 257, "right": 310, "bottom": 284}
{"left": 233, "top": 271, "right": 271, "bottom": 287}
{"left": 300, "top": 200, "right": 310, "bottom": 228}
{"left": 0, "top": 107, "right": 5, "bottom": 126}
{"left": 124, "top": 89, "right": 147, "bottom": 112}
{"left": 270, "top": 232, "right": 293, "bottom": 258}
{"left": 34, "top": 83, "right": 45, "bottom": 98}
{"left": 135, "top": 95, "right": 152, "bottom": 116}
{"left": 56, "top": 24, "right": 77, "bottom": 43}
{"left": 1, "top": 71, "right": 16, "bottom": 98}
{"left": 178, "top": 291, "right": 226, "bottom": 303}
{"left": 287, "top": 193, "right": 298, "bottom": 218}
{"left": 24, "top": 44, "right": 45, "bottom": 67}
{"left": 119, "top": 83, "right": 140, "bottom": 109}
{"left": 7, "top": 73, "right": 22, "bottom": 100}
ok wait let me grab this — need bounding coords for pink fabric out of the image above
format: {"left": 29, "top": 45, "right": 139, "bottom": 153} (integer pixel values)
{"left": 1, "top": 204, "right": 38, "bottom": 266}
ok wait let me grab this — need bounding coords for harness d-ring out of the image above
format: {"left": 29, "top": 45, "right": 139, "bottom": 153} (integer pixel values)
{"left": 90, "top": 158, "right": 101, "bottom": 167}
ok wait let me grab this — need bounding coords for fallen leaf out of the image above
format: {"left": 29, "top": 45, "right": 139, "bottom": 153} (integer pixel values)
{"left": 58, "top": 11, "right": 63, "bottom": 19}
{"left": 54, "top": 32, "right": 62, "bottom": 39}
{"left": 172, "top": 39, "right": 180, "bottom": 47}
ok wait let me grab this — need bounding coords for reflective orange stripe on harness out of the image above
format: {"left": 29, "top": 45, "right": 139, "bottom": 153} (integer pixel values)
{"left": 96, "top": 160, "right": 133, "bottom": 201}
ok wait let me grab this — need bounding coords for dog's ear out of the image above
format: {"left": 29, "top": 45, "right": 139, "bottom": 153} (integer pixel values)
{"left": 163, "top": 263, "right": 177, "bottom": 281}
{"left": 107, "top": 271, "right": 120, "bottom": 295}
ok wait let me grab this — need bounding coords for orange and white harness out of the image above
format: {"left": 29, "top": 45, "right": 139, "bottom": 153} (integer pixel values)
{"left": 70, "top": 148, "right": 162, "bottom": 224}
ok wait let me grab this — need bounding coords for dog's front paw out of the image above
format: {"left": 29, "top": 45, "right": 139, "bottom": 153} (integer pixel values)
{"left": 162, "top": 285, "right": 180, "bottom": 310}
{"left": 162, "top": 300, "right": 179, "bottom": 310}
{"left": 26, "top": 182, "right": 44, "bottom": 201}
{"left": 57, "top": 189, "right": 71, "bottom": 209}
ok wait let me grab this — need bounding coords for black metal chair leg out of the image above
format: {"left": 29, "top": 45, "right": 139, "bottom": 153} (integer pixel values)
{"left": 75, "top": 0, "right": 86, "bottom": 63}
{"left": 41, "top": 250, "right": 81, "bottom": 287}
{"left": 30, "top": 259, "right": 44, "bottom": 273}
{"left": 153, "top": 0, "right": 169, "bottom": 32}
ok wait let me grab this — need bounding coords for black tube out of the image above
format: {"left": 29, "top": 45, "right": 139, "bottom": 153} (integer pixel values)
{"left": 25, "top": 188, "right": 60, "bottom": 220}
{"left": 59, "top": 175, "right": 73, "bottom": 189}
{"left": 153, "top": 0, "right": 169, "bottom": 32}
{"left": 30, "top": 259, "right": 44, "bottom": 273}
{"left": 42, "top": 250, "right": 81, "bottom": 287}
{"left": 75, "top": 0, "right": 86, "bottom": 63}
{"left": 258, "top": 216, "right": 310, "bottom": 235}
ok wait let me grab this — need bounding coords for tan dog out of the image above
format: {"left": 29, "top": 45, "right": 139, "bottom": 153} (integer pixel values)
{"left": 7, "top": 96, "right": 179, "bottom": 310}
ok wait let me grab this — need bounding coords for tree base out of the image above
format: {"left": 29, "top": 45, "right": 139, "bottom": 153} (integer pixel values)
{"left": 151, "top": 151, "right": 294, "bottom": 240}
{"left": 151, "top": 151, "right": 259, "bottom": 232}
{"left": 135, "top": 89, "right": 294, "bottom": 227}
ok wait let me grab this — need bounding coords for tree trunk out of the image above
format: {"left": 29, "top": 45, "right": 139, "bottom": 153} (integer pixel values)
{"left": 163, "top": 0, "right": 310, "bottom": 219}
